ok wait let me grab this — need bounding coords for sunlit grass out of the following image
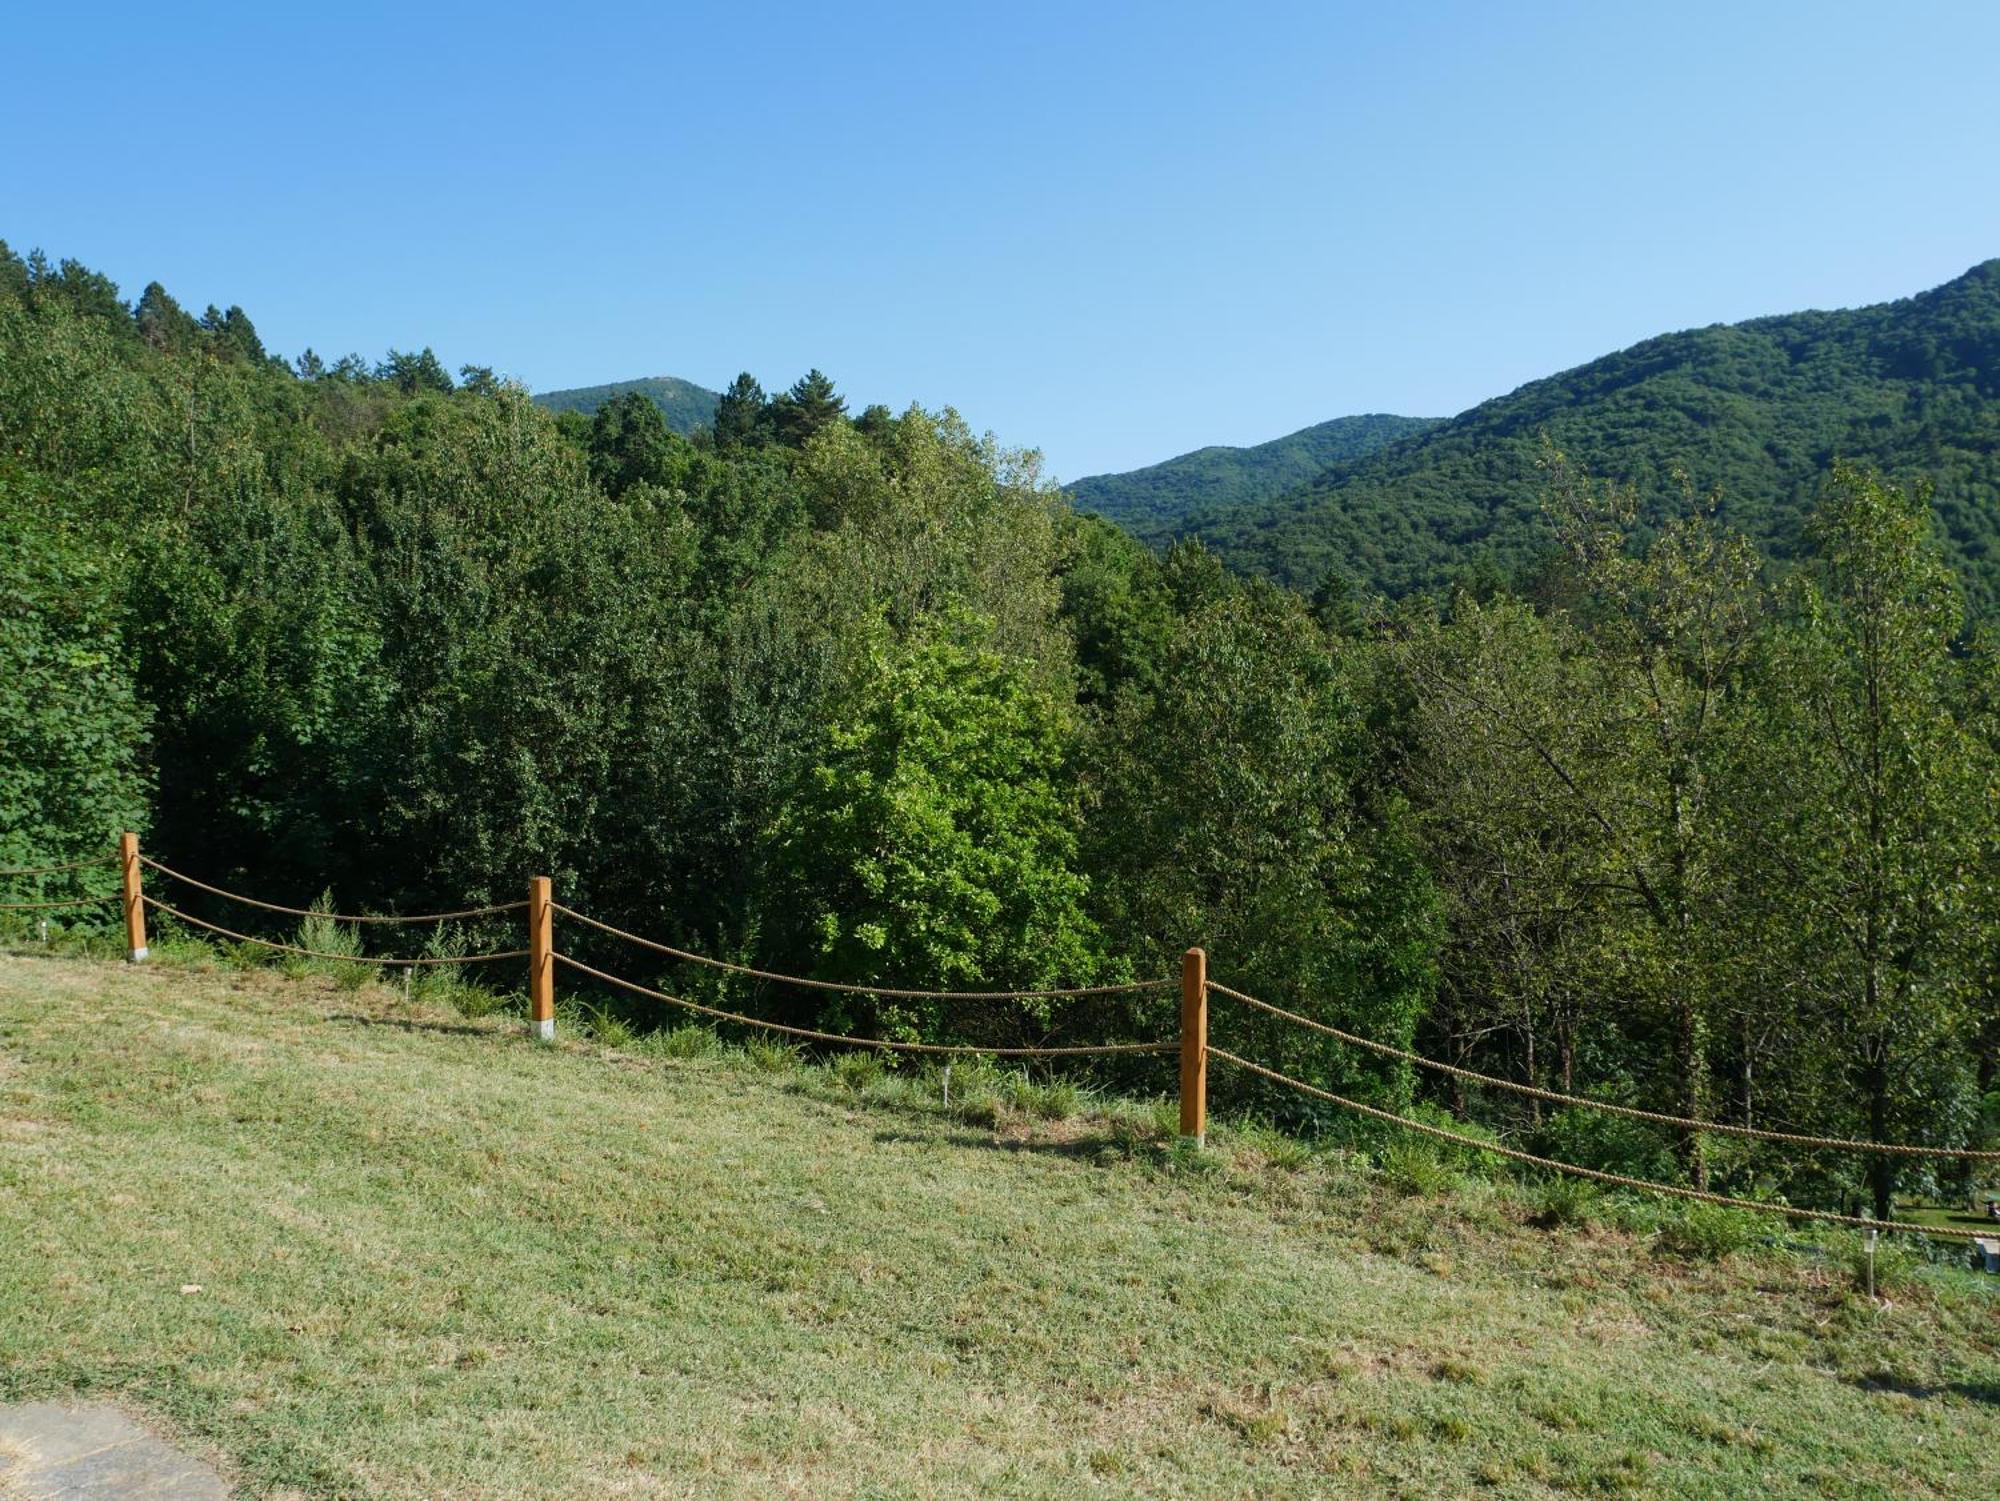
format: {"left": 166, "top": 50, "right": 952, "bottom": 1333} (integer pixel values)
{"left": 0, "top": 950, "right": 1994, "bottom": 1499}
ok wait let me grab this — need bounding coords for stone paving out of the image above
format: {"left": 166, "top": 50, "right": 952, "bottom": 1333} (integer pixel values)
{"left": 0, "top": 1403, "right": 227, "bottom": 1499}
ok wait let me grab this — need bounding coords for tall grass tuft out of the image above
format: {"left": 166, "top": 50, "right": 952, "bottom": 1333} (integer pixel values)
{"left": 288, "top": 892, "right": 368, "bottom": 986}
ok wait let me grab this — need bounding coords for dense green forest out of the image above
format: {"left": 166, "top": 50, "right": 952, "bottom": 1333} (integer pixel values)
{"left": 2, "top": 244, "right": 1995, "bottom": 1223}
{"left": 1066, "top": 413, "right": 1437, "bottom": 535}
{"left": 1160, "top": 260, "right": 2000, "bottom": 617}
{"left": 532, "top": 373, "right": 719, "bottom": 433}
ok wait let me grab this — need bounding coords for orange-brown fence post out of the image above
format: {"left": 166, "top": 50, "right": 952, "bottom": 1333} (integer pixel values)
{"left": 1180, "top": 946, "right": 1207, "bottom": 1146}
{"left": 528, "top": 875, "right": 554, "bottom": 1042}
{"left": 119, "top": 832, "right": 147, "bottom": 963}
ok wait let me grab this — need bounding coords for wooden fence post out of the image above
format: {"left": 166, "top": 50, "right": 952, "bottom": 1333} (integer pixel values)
{"left": 119, "top": 832, "right": 147, "bottom": 963}
{"left": 1180, "top": 945, "right": 1207, "bottom": 1147}
{"left": 528, "top": 875, "right": 554, "bottom": 1042}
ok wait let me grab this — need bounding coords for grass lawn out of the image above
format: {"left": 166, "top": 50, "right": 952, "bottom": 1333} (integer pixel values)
{"left": 0, "top": 949, "right": 1995, "bottom": 1498}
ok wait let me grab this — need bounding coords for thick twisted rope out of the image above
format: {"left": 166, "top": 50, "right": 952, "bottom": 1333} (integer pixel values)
{"left": 140, "top": 856, "right": 525, "bottom": 924}
{"left": 0, "top": 855, "right": 115, "bottom": 877}
{"left": 1210, "top": 981, "right": 2000, "bottom": 1162}
{"left": 555, "top": 952, "right": 1178, "bottom": 1058}
{"left": 553, "top": 904, "right": 1172, "bottom": 1002}
{"left": 0, "top": 894, "right": 119, "bottom": 912}
{"left": 142, "top": 895, "right": 527, "bottom": 967}
{"left": 1208, "top": 1048, "right": 1981, "bottom": 1241}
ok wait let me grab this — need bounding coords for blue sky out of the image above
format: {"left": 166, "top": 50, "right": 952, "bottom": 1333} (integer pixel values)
{"left": 7, "top": 1, "right": 2000, "bottom": 478}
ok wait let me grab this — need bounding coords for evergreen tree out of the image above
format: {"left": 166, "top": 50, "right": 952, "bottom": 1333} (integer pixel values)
{"left": 711, "top": 372, "right": 768, "bottom": 448}
{"left": 135, "top": 282, "right": 198, "bottom": 352}
{"left": 770, "top": 368, "right": 846, "bottom": 448}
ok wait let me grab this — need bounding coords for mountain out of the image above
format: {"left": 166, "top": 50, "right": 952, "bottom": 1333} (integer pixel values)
{"left": 534, "top": 375, "right": 720, "bottom": 434}
{"left": 1065, "top": 414, "right": 1439, "bottom": 536}
{"left": 1162, "top": 261, "right": 2000, "bottom": 614}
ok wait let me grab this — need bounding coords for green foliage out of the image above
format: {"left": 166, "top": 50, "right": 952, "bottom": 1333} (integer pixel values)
{"left": 1068, "top": 413, "right": 1437, "bottom": 535}
{"left": 532, "top": 374, "right": 721, "bottom": 435}
{"left": 1086, "top": 545, "right": 1440, "bottom": 1108}
{"left": 0, "top": 471, "right": 149, "bottom": 875}
{"left": 3, "top": 240, "right": 1996, "bottom": 1224}
{"left": 1656, "top": 1204, "right": 1760, "bottom": 1262}
{"left": 757, "top": 620, "right": 1110, "bottom": 1037}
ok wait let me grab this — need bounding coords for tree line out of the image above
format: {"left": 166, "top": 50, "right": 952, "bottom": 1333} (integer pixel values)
{"left": 2, "top": 245, "right": 1994, "bottom": 1220}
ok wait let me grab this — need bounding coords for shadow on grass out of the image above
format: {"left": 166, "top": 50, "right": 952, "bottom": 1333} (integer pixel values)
{"left": 323, "top": 1009, "right": 513, "bottom": 1041}
{"left": 870, "top": 1126, "right": 1131, "bottom": 1163}
{"left": 1848, "top": 1373, "right": 2000, "bottom": 1407}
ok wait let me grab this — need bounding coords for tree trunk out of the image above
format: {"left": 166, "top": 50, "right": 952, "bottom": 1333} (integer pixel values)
{"left": 1866, "top": 1033, "right": 1894, "bottom": 1224}
{"left": 1677, "top": 996, "right": 1709, "bottom": 1189}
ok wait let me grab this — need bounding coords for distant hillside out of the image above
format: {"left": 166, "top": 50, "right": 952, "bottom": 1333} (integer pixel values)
{"left": 1171, "top": 261, "right": 2000, "bottom": 614}
{"left": 534, "top": 375, "right": 720, "bottom": 434}
{"left": 1066, "top": 414, "right": 1438, "bottom": 536}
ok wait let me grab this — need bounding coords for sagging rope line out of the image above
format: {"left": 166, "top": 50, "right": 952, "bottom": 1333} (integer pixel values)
{"left": 1210, "top": 981, "right": 2000, "bottom": 1163}
{"left": 0, "top": 854, "right": 115, "bottom": 878}
{"left": 1207, "top": 1047, "right": 1982, "bottom": 1241}
{"left": 553, "top": 903, "right": 1174, "bottom": 1002}
{"left": 141, "top": 895, "right": 528, "bottom": 967}
{"left": 0, "top": 894, "right": 119, "bottom": 912}
{"left": 139, "top": 855, "right": 527, "bottom": 925}
{"left": 554, "top": 952, "right": 1179, "bottom": 1058}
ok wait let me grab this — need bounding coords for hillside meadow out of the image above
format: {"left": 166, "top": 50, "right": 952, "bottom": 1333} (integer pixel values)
{"left": 1, "top": 948, "right": 1996, "bottom": 1499}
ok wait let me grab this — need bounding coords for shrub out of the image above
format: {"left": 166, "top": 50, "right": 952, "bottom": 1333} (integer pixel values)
{"left": 1530, "top": 1174, "right": 1604, "bottom": 1229}
{"left": 1656, "top": 1203, "right": 1759, "bottom": 1261}
{"left": 832, "top": 1051, "right": 889, "bottom": 1092}
{"left": 742, "top": 1038, "right": 802, "bottom": 1072}
{"left": 1532, "top": 1106, "right": 1676, "bottom": 1181}
{"left": 1378, "top": 1139, "right": 1461, "bottom": 1197}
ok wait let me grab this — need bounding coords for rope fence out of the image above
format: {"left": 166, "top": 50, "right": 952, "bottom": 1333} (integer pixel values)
{"left": 140, "top": 896, "right": 528, "bottom": 967}
{"left": 140, "top": 855, "right": 526, "bottom": 924}
{"left": 553, "top": 952, "right": 1178, "bottom": 1057}
{"left": 0, "top": 854, "right": 116, "bottom": 877}
{"left": 15, "top": 832, "right": 1996, "bottom": 1247}
{"left": 1208, "top": 1047, "right": 1984, "bottom": 1242}
{"left": 1209, "top": 981, "right": 2000, "bottom": 1162}
{"left": 553, "top": 903, "right": 1173, "bottom": 1001}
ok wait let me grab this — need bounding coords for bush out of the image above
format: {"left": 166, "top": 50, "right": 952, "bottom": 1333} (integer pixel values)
{"left": 742, "top": 1038, "right": 802, "bottom": 1072}
{"left": 832, "top": 1051, "right": 889, "bottom": 1093}
{"left": 1378, "top": 1139, "right": 1462, "bottom": 1197}
{"left": 1656, "top": 1203, "right": 1760, "bottom": 1261}
{"left": 1851, "top": 1237, "right": 1921, "bottom": 1296}
{"left": 1532, "top": 1106, "right": 1676, "bottom": 1181}
{"left": 1530, "top": 1174, "right": 1604, "bottom": 1229}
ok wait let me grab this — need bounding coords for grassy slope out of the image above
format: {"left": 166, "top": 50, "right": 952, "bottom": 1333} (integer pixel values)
{"left": 1, "top": 952, "right": 1994, "bottom": 1500}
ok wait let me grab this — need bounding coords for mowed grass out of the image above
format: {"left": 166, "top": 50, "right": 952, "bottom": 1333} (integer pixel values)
{"left": 0, "top": 952, "right": 1995, "bottom": 1499}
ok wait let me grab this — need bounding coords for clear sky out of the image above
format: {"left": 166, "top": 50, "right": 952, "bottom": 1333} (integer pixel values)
{"left": 7, "top": 1, "right": 2000, "bottom": 479}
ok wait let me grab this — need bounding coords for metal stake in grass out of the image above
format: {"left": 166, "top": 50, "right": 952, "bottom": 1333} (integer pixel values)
{"left": 942, "top": 1065, "right": 951, "bottom": 1110}
{"left": 1864, "top": 1225, "right": 1878, "bottom": 1299}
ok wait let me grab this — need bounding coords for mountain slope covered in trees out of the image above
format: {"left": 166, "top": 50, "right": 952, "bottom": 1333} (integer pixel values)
{"left": 1169, "top": 260, "right": 2000, "bottom": 614}
{"left": 534, "top": 374, "right": 720, "bottom": 433}
{"left": 1065, "top": 413, "right": 1437, "bottom": 535}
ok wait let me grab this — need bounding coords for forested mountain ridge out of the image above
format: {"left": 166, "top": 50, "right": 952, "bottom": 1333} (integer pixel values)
{"left": 1167, "top": 259, "right": 2000, "bottom": 613}
{"left": 534, "top": 374, "right": 720, "bottom": 433}
{"left": 1065, "top": 413, "right": 1438, "bottom": 535}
